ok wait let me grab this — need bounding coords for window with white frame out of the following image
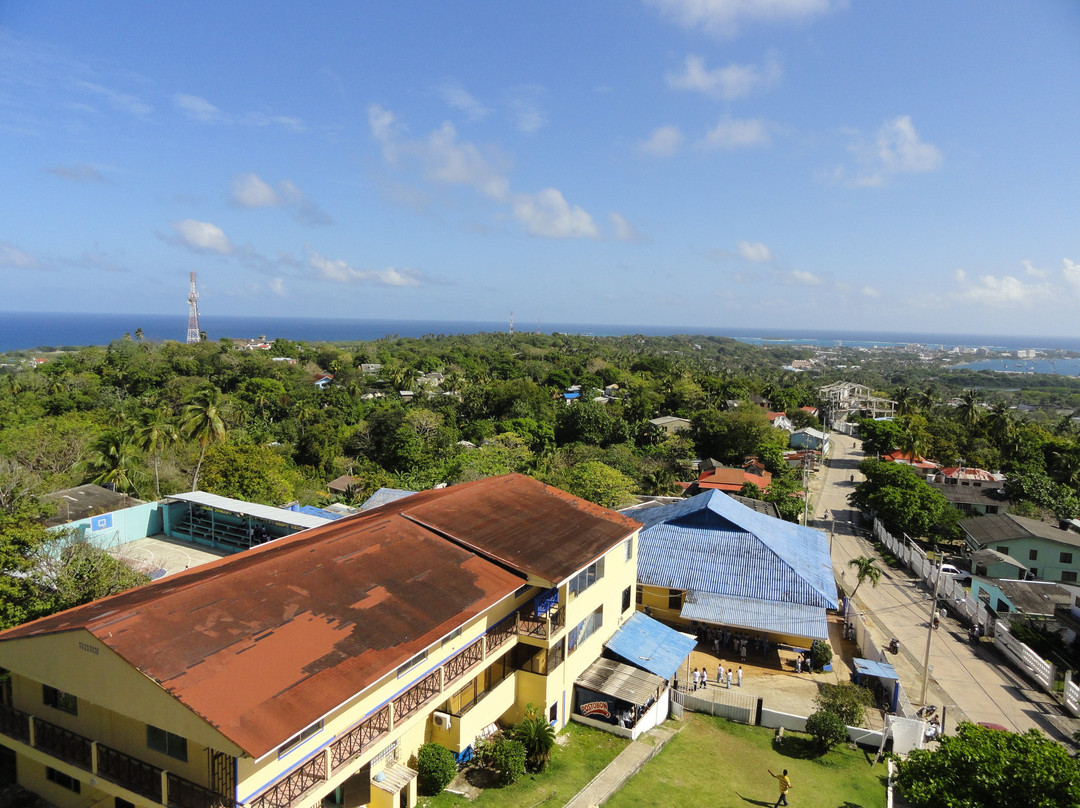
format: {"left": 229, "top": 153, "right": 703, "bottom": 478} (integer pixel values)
{"left": 568, "top": 559, "right": 604, "bottom": 598}
{"left": 625, "top": 536, "right": 634, "bottom": 562}
{"left": 567, "top": 606, "right": 603, "bottom": 654}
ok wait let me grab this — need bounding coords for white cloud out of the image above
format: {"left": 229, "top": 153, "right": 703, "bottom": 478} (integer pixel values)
{"left": 699, "top": 116, "right": 770, "bottom": 149}
{"left": 174, "top": 94, "right": 224, "bottom": 123}
{"left": 738, "top": 240, "right": 772, "bottom": 262}
{"left": 436, "top": 81, "right": 490, "bottom": 121}
{"left": 508, "top": 85, "right": 547, "bottom": 134}
{"left": 513, "top": 188, "right": 599, "bottom": 239}
{"left": 170, "top": 219, "right": 233, "bottom": 254}
{"left": 308, "top": 250, "right": 423, "bottom": 286}
{"left": 861, "top": 285, "right": 882, "bottom": 298}
{"left": 0, "top": 242, "right": 39, "bottom": 268}
{"left": 1022, "top": 259, "right": 1047, "bottom": 278}
{"left": 841, "top": 115, "right": 943, "bottom": 188}
{"left": 610, "top": 212, "right": 643, "bottom": 242}
{"left": 646, "top": 0, "right": 839, "bottom": 36}
{"left": 369, "top": 107, "right": 510, "bottom": 201}
{"left": 231, "top": 173, "right": 280, "bottom": 207}
{"left": 268, "top": 278, "right": 287, "bottom": 296}
{"left": 639, "top": 125, "right": 684, "bottom": 156}
{"left": 666, "top": 54, "right": 781, "bottom": 100}
{"left": 423, "top": 122, "right": 510, "bottom": 200}
{"left": 790, "top": 269, "right": 822, "bottom": 285}
{"left": 230, "top": 174, "right": 332, "bottom": 225}
{"left": 75, "top": 80, "right": 151, "bottom": 117}
{"left": 952, "top": 268, "right": 1047, "bottom": 307}
{"left": 1063, "top": 258, "right": 1080, "bottom": 292}
{"left": 46, "top": 163, "right": 107, "bottom": 182}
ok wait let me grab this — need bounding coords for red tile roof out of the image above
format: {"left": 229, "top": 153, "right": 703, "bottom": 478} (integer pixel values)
{"left": 0, "top": 474, "right": 636, "bottom": 758}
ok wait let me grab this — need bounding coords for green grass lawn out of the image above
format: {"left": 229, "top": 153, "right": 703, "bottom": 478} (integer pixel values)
{"left": 606, "top": 715, "right": 888, "bottom": 808}
{"left": 418, "top": 721, "right": 629, "bottom": 808}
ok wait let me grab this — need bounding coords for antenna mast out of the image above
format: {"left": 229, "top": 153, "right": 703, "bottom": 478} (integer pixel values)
{"left": 186, "top": 272, "right": 201, "bottom": 344}
{"left": 509, "top": 311, "right": 514, "bottom": 336}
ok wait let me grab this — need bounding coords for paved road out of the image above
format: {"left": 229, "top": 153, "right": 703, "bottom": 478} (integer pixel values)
{"left": 811, "top": 435, "right": 1079, "bottom": 744}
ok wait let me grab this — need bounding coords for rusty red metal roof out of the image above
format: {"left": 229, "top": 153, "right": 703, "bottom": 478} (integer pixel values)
{"left": 0, "top": 474, "right": 635, "bottom": 758}
{"left": 399, "top": 474, "right": 640, "bottom": 583}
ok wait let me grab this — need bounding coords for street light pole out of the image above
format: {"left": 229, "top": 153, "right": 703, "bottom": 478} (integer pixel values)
{"left": 920, "top": 561, "right": 943, "bottom": 705}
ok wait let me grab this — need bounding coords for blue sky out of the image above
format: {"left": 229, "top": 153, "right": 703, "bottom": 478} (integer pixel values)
{"left": 2, "top": 1, "right": 1078, "bottom": 337}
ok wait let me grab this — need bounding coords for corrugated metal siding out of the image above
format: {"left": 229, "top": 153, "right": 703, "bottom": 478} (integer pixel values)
{"left": 680, "top": 592, "right": 829, "bottom": 640}
{"left": 630, "top": 490, "right": 836, "bottom": 609}
{"left": 604, "top": 612, "right": 696, "bottom": 680}
{"left": 576, "top": 657, "right": 665, "bottom": 705}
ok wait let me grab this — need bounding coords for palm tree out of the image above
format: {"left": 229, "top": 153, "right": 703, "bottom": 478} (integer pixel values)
{"left": 956, "top": 389, "right": 982, "bottom": 428}
{"left": 893, "top": 386, "right": 915, "bottom": 417}
{"left": 510, "top": 705, "right": 556, "bottom": 772}
{"left": 82, "top": 431, "right": 144, "bottom": 494}
{"left": 918, "top": 385, "right": 938, "bottom": 413}
{"left": 984, "top": 402, "right": 1013, "bottom": 450}
{"left": 897, "top": 424, "right": 927, "bottom": 462}
{"left": 183, "top": 387, "right": 229, "bottom": 490}
{"left": 848, "top": 556, "right": 883, "bottom": 599}
{"left": 136, "top": 406, "right": 179, "bottom": 498}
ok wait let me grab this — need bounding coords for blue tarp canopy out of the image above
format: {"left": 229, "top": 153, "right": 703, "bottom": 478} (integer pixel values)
{"left": 604, "top": 611, "right": 697, "bottom": 680}
{"left": 853, "top": 658, "right": 898, "bottom": 681}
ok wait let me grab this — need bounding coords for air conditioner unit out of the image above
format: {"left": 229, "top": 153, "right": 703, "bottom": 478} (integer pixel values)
{"left": 433, "top": 711, "right": 452, "bottom": 729}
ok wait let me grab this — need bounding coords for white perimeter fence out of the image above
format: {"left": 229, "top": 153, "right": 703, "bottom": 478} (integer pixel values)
{"left": 870, "top": 518, "right": 1080, "bottom": 716}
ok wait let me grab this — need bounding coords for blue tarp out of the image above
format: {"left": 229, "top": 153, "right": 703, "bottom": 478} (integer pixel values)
{"left": 604, "top": 611, "right": 696, "bottom": 680}
{"left": 853, "top": 658, "right": 898, "bottom": 681}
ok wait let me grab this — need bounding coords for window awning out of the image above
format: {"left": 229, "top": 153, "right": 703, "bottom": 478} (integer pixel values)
{"left": 576, "top": 657, "right": 665, "bottom": 707}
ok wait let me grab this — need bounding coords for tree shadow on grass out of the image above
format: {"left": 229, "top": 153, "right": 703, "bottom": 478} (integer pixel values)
{"left": 772, "top": 735, "right": 827, "bottom": 761}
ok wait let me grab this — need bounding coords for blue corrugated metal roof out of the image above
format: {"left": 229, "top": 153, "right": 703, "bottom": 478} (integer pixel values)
{"left": 286, "top": 504, "right": 346, "bottom": 520}
{"left": 853, "top": 658, "right": 898, "bottom": 680}
{"left": 625, "top": 490, "right": 837, "bottom": 610}
{"left": 604, "top": 611, "right": 696, "bottom": 680}
{"left": 680, "top": 592, "right": 830, "bottom": 640}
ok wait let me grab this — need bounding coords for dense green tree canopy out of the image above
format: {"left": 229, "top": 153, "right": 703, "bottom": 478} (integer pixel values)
{"left": 849, "top": 459, "right": 960, "bottom": 541}
{"left": 895, "top": 723, "right": 1080, "bottom": 808}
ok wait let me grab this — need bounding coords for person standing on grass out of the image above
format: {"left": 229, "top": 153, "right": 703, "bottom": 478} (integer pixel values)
{"left": 768, "top": 768, "right": 792, "bottom": 806}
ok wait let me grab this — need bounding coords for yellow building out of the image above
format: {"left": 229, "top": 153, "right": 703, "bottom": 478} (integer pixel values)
{"left": 0, "top": 474, "right": 640, "bottom": 808}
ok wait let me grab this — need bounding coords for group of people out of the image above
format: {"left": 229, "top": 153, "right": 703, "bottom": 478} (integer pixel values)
{"left": 689, "top": 663, "right": 742, "bottom": 690}
{"left": 697, "top": 624, "right": 764, "bottom": 662}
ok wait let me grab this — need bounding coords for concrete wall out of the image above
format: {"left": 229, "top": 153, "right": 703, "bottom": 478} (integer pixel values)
{"left": 60, "top": 501, "right": 163, "bottom": 548}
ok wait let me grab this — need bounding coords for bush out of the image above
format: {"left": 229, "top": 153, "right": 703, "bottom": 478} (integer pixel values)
{"left": 485, "top": 735, "right": 526, "bottom": 785}
{"left": 805, "top": 709, "right": 847, "bottom": 752}
{"left": 810, "top": 639, "right": 832, "bottom": 672}
{"left": 814, "top": 682, "right": 873, "bottom": 726}
{"left": 416, "top": 742, "right": 457, "bottom": 796}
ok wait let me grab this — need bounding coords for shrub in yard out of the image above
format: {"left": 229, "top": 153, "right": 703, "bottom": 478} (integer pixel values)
{"left": 810, "top": 639, "right": 833, "bottom": 671}
{"left": 511, "top": 704, "right": 557, "bottom": 772}
{"left": 814, "top": 682, "right": 873, "bottom": 726}
{"left": 805, "top": 709, "right": 847, "bottom": 752}
{"left": 487, "top": 735, "right": 527, "bottom": 785}
{"left": 416, "top": 742, "right": 457, "bottom": 795}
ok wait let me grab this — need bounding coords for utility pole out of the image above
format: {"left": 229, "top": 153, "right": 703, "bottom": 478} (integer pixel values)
{"left": 920, "top": 561, "right": 943, "bottom": 704}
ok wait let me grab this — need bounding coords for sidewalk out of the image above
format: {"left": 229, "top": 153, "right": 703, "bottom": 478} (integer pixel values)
{"left": 562, "top": 725, "right": 677, "bottom": 808}
{"left": 813, "top": 436, "right": 1079, "bottom": 743}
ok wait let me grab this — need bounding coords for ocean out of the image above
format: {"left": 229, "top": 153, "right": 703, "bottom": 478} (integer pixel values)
{"left": 1, "top": 311, "right": 1079, "bottom": 359}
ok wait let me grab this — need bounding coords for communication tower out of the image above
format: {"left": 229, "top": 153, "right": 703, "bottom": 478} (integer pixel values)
{"left": 186, "top": 272, "right": 201, "bottom": 344}
{"left": 509, "top": 311, "right": 514, "bottom": 336}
